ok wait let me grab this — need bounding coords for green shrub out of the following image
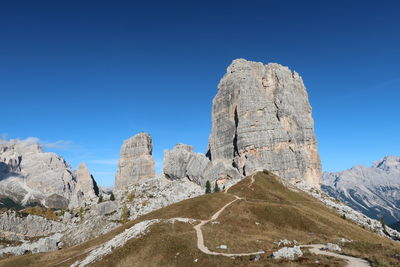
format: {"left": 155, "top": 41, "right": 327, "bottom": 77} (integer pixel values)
{"left": 128, "top": 192, "right": 135, "bottom": 202}
{"left": 121, "top": 204, "right": 130, "bottom": 223}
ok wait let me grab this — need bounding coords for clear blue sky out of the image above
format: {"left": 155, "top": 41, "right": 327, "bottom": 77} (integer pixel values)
{"left": 1, "top": 0, "right": 399, "bottom": 186}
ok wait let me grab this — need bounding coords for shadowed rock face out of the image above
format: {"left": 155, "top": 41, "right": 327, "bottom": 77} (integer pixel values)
{"left": 208, "top": 59, "right": 321, "bottom": 186}
{"left": 114, "top": 133, "right": 155, "bottom": 191}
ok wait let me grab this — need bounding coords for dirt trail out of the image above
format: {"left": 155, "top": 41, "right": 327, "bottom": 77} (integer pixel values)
{"left": 302, "top": 244, "right": 370, "bottom": 267}
{"left": 58, "top": 174, "right": 370, "bottom": 265}
{"left": 248, "top": 174, "right": 255, "bottom": 189}
{"left": 193, "top": 195, "right": 264, "bottom": 257}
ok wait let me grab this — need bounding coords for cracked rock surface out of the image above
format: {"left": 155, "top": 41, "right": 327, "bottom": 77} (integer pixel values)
{"left": 208, "top": 59, "right": 321, "bottom": 186}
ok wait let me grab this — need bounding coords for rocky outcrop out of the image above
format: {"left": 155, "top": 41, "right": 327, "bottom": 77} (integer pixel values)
{"left": 0, "top": 210, "right": 66, "bottom": 239}
{"left": 272, "top": 246, "right": 303, "bottom": 260}
{"left": 207, "top": 59, "right": 321, "bottom": 186}
{"left": 0, "top": 233, "right": 62, "bottom": 257}
{"left": 322, "top": 156, "right": 400, "bottom": 227}
{"left": 74, "top": 163, "right": 99, "bottom": 202}
{"left": 163, "top": 144, "right": 214, "bottom": 185}
{"left": 296, "top": 178, "right": 400, "bottom": 240}
{"left": 114, "top": 133, "right": 155, "bottom": 191}
{"left": 0, "top": 140, "right": 99, "bottom": 209}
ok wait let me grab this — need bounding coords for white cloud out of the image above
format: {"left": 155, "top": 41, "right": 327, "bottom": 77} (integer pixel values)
{"left": 42, "top": 140, "right": 72, "bottom": 149}
{"left": 1, "top": 136, "right": 72, "bottom": 150}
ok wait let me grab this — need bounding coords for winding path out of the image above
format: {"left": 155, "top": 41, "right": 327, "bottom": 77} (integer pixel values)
{"left": 66, "top": 174, "right": 370, "bottom": 265}
{"left": 302, "top": 244, "right": 370, "bottom": 266}
{"left": 193, "top": 195, "right": 264, "bottom": 257}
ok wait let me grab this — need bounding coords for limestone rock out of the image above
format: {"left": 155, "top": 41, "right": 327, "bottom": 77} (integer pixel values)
{"left": 0, "top": 140, "right": 100, "bottom": 209}
{"left": 0, "top": 140, "right": 76, "bottom": 206}
{"left": 295, "top": 179, "right": 400, "bottom": 240}
{"left": 208, "top": 59, "right": 321, "bottom": 186}
{"left": 115, "top": 133, "right": 156, "bottom": 191}
{"left": 0, "top": 233, "right": 62, "bottom": 257}
{"left": 0, "top": 210, "right": 66, "bottom": 238}
{"left": 272, "top": 246, "right": 303, "bottom": 260}
{"left": 94, "top": 201, "right": 117, "bottom": 216}
{"left": 75, "top": 162, "right": 99, "bottom": 201}
{"left": 322, "top": 156, "right": 400, "bottom": 228}
{"left": 163, "top": 144, "right": 194, "bottom": 180}
{"left": 324, "top": 243, "right": 341, "bottom": 252}
{"left": 163, "top": 144, "right": 213, "bottom": 185}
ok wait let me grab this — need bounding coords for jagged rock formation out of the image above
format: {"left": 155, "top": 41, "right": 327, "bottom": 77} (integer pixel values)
{"left": 207, "top": 59, "right": 321, "bottom": 186}
{"left": 163, "top": 144, "right": 213, "bottom": 185}
{"left": 0, "top": 211, "right": 66, "bottom": 239}
{"left": 114, "top": 133, "right": 156, "bottom": 191}
{"left": 322, "top": 156, "right": 400, "bottom": 227}
{"left": 74, "top": 163, "right": 99, "bottom": 203}
{"left": 0, "top": 140, "right": 99, "bottom": 209}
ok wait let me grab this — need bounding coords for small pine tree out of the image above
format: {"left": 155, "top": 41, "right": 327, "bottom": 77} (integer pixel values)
{"left": 121, "top": 204, "right": 130, "bottom": 223}
{"left": 205, "top": 180, "right": 211, "bottom": 194}
{"left": 342, "top": 214, "right": 346, "bottom": 220}
{"left": 110, "top": 192, "right": 115, "bottom": 201}
{"left": 214, "top": 181, "right": 220, "bottom": 193}
{"left": 98, "top": 195, "right": 103, "bottom": 203}
{"left": 380, "top": 217, "right": 386, "bottom": 230}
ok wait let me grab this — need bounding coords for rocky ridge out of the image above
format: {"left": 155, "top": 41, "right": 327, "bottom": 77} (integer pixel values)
{"left": 295, "top": 178, "right": 400, "bottom": 240}
{"left": 0, "top": 140, "right": 99, "bottom": 209}
{"left": 322, "top": 156, "right": 400, "bottom": 228}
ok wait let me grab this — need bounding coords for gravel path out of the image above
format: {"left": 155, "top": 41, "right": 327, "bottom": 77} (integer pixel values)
{"left": 65, "top": 174, "right": 370, "bottom": 265}
{"left": 302, "top": 244, "right": 370, "bottom": 267}
{"left": 193, "top": 195, "right": 264, "bottom": 257}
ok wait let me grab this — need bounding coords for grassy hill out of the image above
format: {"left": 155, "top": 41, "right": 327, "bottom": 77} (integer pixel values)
{"left": 1, "top": 171, "right": 399, "bottom": 266}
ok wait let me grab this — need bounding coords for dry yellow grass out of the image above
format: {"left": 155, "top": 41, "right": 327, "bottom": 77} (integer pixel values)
{"left": 1, "top": 171, "right": 399, "bottom": 267}
{"left": 20, "top": 206, "right": 59, "bottom": 221}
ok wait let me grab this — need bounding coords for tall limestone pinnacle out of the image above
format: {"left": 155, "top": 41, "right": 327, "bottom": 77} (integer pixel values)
{"left": 207, "top": 59, "right": 322, "bottom": 186}
{"left": 115, "top": 132, "right": 156, "bottom": 191}
{"left": 75, "top": 162, "right": 99, "bottom": 201}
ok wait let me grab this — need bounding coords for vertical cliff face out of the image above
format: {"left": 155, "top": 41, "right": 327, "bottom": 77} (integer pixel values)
{"left": 208, "top": 59, "right": 321, "bottom": 186}
{"left": 114, "top": 133, "right": 155, "bottom": 191}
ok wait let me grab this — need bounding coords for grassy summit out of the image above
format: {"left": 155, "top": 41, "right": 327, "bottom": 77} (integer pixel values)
{"left": 1, "top": 171, "right": 399, "bottom": 266}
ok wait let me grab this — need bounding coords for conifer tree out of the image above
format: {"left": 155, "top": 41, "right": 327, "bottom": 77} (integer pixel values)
{"left": 214, "top": 180, "right": 220, "bottom": 193}
{"left": 205, "top": 180, "right": 211, "bottom": 194}
{"left": 110, "top": 192, "right": 115, "bottom": 201}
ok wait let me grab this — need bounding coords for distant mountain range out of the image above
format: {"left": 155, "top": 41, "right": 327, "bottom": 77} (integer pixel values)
{"left": 322, "top": 156, "right": 400, "bottom": 231}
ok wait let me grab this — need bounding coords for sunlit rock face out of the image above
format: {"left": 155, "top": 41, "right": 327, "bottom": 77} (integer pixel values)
{"left": 74, "top": 162, "right": 99, "bottom": 202}
{"left": 322, "top": 156, "right": 400, "bottom": 227}
{"left": 207, "top": 59, "right": 322, "bottom": 186}
{"left": 114, "top": 132, "right": 155, "bottom": 191}
{"left": 0, "top": 140, "right": 99, "bottom": 208}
